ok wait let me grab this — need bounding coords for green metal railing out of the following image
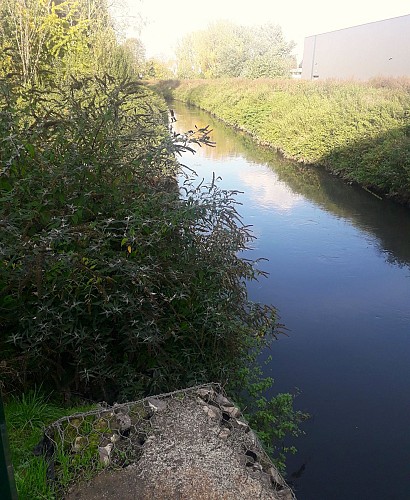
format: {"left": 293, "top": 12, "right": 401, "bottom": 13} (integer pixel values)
{"left": 0, "top": 392, "right": 18, "bottom": 500}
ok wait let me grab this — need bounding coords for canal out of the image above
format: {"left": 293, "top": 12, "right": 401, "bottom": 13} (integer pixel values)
{"left": 172, "top": 101, "right": 410, "bottom": 499}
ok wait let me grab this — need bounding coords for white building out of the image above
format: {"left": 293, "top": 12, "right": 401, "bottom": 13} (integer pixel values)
{"left": 302, "top": 14, "right": 410, "bottom": 80}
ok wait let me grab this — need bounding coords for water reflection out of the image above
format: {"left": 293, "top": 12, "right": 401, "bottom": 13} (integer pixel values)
{"left": 173, "top": 101, "right": 410, "bottom": 269}
{"left": 239, "top": 169, "right": 303, "bottom": 212}
{"left": 172, "top": 105, "right": 251, "bottom": 160}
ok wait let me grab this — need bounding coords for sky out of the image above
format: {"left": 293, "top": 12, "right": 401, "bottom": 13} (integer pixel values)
{"left": 120, "top": 0, "right": 410, "bottom": 64}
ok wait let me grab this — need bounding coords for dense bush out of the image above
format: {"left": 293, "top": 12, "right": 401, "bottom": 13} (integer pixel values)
{"left": 167, "top": 78, "right": 410, "bottom": 205}
{"left": 0, "top": 76, "right": 278, "bottom": 401}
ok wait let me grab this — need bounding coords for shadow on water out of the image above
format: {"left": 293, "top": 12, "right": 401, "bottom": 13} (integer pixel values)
{"left": 173, "top": 100, "right": 410, "bottom": 270}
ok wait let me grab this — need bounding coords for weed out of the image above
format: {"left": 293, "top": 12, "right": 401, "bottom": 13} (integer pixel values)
{"left": 5, "top": 388, "right": 60, "bottom": 431}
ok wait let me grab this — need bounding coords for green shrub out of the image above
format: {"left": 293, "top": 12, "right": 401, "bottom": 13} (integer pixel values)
{"left": 0, "top": 76, "right": 278, "bottom": 401}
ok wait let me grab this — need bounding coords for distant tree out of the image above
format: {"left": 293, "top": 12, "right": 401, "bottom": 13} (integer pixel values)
{"left": 176, "top": 21, "right": 296, "bottom": 79}
{"left": 90, "top": 30, "right": 144, "bottom": 79}
{"left": 123, "top": 38, "right": 146, "bottom": 68}
{"left": 241, "top": 24, "right": 296, "bottom": 78}
{"left": 175, "top": 32, "right": 199, "bottom": 78}
{"left": 143, "top": 58, "right": 175, "bottom": 80}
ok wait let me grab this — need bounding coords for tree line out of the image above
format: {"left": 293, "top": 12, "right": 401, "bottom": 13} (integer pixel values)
{"left": 175, "top": 21, "right": 296, "bottom": 79}
{"left": 0, "top": 0, "right": 151, "bottom": 84}
{"left": 0, "top": 2, "right": 297, "bottom": 82}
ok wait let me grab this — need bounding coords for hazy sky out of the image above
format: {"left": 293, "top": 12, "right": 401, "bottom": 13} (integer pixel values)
{"left": 121, "top": 0, "right": 409, "bottom": 63}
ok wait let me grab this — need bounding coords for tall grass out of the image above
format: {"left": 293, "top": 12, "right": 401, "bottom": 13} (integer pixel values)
{"left": 4, "top": 390, "right": 96, "bottom": 499}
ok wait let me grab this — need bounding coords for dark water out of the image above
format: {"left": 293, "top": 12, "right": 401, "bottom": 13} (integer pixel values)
{"left": 172, "top": 102, "right": 410, "bottom": 500}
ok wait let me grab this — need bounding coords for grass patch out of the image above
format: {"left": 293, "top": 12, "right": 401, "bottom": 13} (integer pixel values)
{"left": 4, "top": 389, "right": 96, "bottom": 499}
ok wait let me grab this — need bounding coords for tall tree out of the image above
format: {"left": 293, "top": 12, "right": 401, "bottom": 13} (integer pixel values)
{"left": 0, "top": 0, "right": 146, "bottom": 83}
{"left": 176, "top": 21, "right": 296, "bottom": 79}
{"left": 241, "top": 24, "right": 296, "bottom": 78}
{"left": 0, "top": 0, "right": 53, "bottom": 83}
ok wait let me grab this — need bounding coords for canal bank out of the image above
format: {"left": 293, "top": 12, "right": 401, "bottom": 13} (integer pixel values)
{"left": 162, "top": 78, "right": 410, "bottom": 207}
{"left": 172, "top": 101, "right": 410, "bottom": 499}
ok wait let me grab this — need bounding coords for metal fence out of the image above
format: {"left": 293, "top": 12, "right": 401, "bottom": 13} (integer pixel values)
{"left": 0, "top": 392, "right": 18, "bottom": 500}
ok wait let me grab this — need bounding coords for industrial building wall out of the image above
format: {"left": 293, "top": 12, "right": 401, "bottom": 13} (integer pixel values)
{"left": 301, "top": 14, "right": 410, "bottom": 80}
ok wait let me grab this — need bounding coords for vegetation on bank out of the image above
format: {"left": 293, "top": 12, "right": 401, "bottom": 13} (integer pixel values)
{"left": 0, "top": 73, "right": 279, "bottom": 401}
{"left": 165, "top": 78, "right": 410, "bottom": 205}
{"left": 4, "top": 389, "right": 96, "bottom": 499}
{"left": 0, "top": 74, "right": 304, "bottom": 495}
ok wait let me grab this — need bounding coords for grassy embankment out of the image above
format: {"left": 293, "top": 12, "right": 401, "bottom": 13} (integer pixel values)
{"left": 164, "top": 78, "right": 410, "bottom": 206}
